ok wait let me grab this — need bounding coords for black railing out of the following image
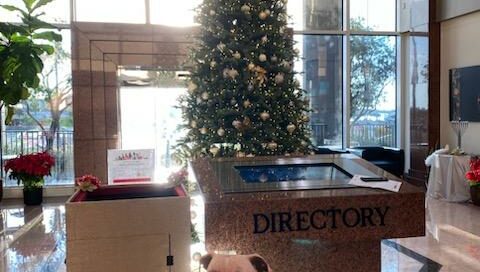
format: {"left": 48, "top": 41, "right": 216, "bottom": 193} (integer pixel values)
{"left": 350, "top": 124, "right": 395, "bottom": 147}
{"left": 2, "top": 130, "right": 74, "bottom": 186}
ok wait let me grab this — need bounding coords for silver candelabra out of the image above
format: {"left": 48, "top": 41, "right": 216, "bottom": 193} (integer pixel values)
{"left": 451, "top": 119, "right": 469, "bottom": 154}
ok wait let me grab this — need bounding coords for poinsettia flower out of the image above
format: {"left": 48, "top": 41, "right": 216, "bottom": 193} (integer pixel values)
{"left": 75, "top": 175, "right": 102, "bottom": 192}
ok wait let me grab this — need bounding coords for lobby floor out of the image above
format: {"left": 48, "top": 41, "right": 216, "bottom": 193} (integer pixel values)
{"left": 0, "top": 196, "right": 478, "bottom": 272}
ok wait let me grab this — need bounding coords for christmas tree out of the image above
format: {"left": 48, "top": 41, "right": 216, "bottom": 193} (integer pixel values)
{"left": 178, "top": 0, "right": 312, "bottom": 158}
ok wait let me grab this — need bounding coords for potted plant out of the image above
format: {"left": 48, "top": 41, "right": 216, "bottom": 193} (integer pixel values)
{"left": 4, "top": 151, "right": 55, "bottom": 205}
{"left": 466, "top": 156, "right": 480, "bottom": 206}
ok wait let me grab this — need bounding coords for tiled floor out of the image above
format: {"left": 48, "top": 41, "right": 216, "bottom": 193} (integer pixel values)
{"left": 0, "top": 196, "right": 479, "bottom": 271}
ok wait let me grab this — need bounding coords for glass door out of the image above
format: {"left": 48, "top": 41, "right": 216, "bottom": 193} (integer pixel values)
{"left": 119, "top": 70, "right": 186, "bottom": 181}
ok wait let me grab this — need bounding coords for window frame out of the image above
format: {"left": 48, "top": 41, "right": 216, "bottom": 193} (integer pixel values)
{"left": 293, "top": 0, "right": 401, "bottom": 149}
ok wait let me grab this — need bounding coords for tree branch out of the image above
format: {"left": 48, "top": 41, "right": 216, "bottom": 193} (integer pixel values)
{"left": 25, "top": 103, "right": 46, "bottom": 132}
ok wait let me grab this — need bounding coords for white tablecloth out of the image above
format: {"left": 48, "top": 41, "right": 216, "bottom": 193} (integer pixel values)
{"left": 427, "top": 154, "right": 471, "bottom": 202}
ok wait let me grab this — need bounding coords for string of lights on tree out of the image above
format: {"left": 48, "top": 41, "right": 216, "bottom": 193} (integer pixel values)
{"left": 178, "top": 0, "right": 313, "bottom": 158}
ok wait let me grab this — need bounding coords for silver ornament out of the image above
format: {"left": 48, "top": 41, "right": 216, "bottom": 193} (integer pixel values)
{"left": 232, "top": 120, "right": 242, "bottom": 129}
{"left": 275, "top": 73, "right": 285, "bottom": 84}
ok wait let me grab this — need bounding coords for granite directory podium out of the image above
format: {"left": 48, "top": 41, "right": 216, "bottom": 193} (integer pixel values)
{"left": 191, "top": 154, "right": 425, "bottom": 272}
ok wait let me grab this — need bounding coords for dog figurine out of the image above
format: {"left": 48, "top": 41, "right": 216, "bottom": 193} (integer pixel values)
{"left": 200, "top": 253, "right": 272, "bottom": 272}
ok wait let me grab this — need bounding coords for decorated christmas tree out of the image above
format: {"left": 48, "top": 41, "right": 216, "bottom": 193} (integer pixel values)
{"left": 178, "top": 0, "right": 312, "bottom": 158}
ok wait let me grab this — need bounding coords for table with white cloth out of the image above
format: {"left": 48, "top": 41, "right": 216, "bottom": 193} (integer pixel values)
{"left": 427, "top": 154, "right": 471, "bottom": 202}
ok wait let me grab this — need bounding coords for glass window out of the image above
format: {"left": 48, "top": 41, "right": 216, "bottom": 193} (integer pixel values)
{"left": 295, "top": 35, "right": 343, "bottom": 148}
{"left": 350, "top": 0, "right": 396, "bottom": 31}
{"left": 0, "top": 0, "right": 70, "bottom": 24}
{"left": 150, "top": 0, "right": 200, "bottom": 27}
{"left": 2, "top": 30, "right": 73, "bottom": 187}
{"left": 349, "top": 35, "right": 397, "bottom": 147}
{"left": 288, "top": 0, "right": 342, "bottom": 31}
{"left": 75, "top": 0, "right": 146, "bottom": 24}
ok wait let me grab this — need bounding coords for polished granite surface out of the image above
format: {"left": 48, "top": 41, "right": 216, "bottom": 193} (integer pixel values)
{"left": 0, "top": 196, "right": 479, "bottom": 271}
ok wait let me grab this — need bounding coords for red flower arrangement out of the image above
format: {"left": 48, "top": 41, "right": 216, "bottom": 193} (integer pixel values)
{"left": 75, "top": 175, "right": 102, "bottom": 192}
{"left": 4, "top": 151, "right": 55, "bottom": 190}
{"left": 466, "top": 156, "right": 480, "bottom": 187}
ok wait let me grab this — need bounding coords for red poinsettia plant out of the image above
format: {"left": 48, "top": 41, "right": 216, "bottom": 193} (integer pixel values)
{"left": 4, "top": 152, "right": 55, "bottom": 190}
{"left": 466, "top": 156, "right": 480, "bottom": 187}
{"left": 75, "top": 175, "right": 102, "bottom": 192}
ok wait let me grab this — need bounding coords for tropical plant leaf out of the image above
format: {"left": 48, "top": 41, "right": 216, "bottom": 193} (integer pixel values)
{"left": 35, "top": 44, "right": 54, "bottom": 54}
{"left": 32, "top": 0, "right": 54, "bottom": 12}
{"left": 22, "top": 0, "right": 36, "bottom": 11}
{"left": 22, "top": 15, "right": 56, "bottom": 31}
{"left": 32, "top": 31, "right": 62, "bottom": 42}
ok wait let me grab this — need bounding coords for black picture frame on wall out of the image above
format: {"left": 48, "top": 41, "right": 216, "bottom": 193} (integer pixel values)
{"left": 449, "top": 65, "right": 480, "bottom": 122}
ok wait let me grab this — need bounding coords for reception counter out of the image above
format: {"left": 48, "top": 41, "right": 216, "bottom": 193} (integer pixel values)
{"left": 191, "top": 154, "right": 425, "bottom": 272}
{"left": 66, "top": 184, "right": 190, "bottom": 272}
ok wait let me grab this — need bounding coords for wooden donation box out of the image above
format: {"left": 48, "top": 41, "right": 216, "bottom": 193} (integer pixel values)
{"left": 66, "top": 184, "right": 190, "bottom": 272}
{"left": 191, "top": 154, "right": 425, "bottom": 272}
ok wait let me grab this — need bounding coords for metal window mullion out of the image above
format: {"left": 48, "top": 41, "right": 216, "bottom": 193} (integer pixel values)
{"left": 349, "top": 31, "right": 400, "bottom": 36}
{"left": 396, "top": 35, "right": 403, "bottom": 149}
{"left": 343, "top": 0, "right": 351, "bottom": 149}
{"left": 145, "top": 0, "right": 151, "bottom": 24}
{"left": 293, "top": 30, "right": 346, "bottom": 35}
{"left": 70, "top": 0, "right": 75, "bottom": 23}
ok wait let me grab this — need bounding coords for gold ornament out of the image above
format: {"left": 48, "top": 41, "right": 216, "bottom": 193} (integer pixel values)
{"left": 267, "top": 142, "right": 278, "bottom": 150}
{"left": 188, "top": 82, "right": 198, "bottom": 93}
{"left": 260, "top": 112, "right": 270, "bottom": 121}
{"left": 241, "top": 4, "right": 251, "bottom": 14}
{"left": 243, "top": 100, "right": 251, "bottom": 108}
{"left": 210, "top": 61, "right": 217, "bottom": 68}
{"left": 301, "top": 140, "right": 308, "bottom": 147}
{"left": 201, "top": 92, "right": 209, "bottom": 100}
{"left": 209, "top": 146, "right": 220, "bottom": 156}
{"left": 233, "top": 51, "right": 241, "bottom": 59}
{"left": 190, "top": 120, "right": 197, "bottom": 128}
{"left": 261, "top": 36, "right": 268, "bottom": 44}
{"left": 217, "top": 42, "right": 226, "bottom": 51}
{"left": 248, "top": 63, "right": 256, "bottom": 70}
{"left": 200, "top": 127, "right": 208, "bottom": 134}
{"left": 217, "top": 127, "right": 225, "bottom": 136}
{"left": 271, "top": 55, "right": 278, "bottom": 62}
{"left": 287, "top": 124, "right": 296, "bottom": 134}
{"left": 243, "top": 117, "right": 251, "bottom": 127}
{"left": 259, "top": 11, "right": 269, "bottom": 20}
{"left": 301, "top": 115, "right": 310, "bottom": 122}
{"left": 228, "top": 68, "right": 239, "bottom": 79}
{"left": 259, "top": 54, "right": 267, "bottom": 62}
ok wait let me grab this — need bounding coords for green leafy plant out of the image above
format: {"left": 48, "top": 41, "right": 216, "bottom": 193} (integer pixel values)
{"left": 0, "top": 0, "right": 62, "bottom": 124}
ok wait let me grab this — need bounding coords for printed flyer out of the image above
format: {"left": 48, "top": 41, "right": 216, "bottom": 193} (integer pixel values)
{"left": 107, "top": 149, "right": 155, "bottom": 184}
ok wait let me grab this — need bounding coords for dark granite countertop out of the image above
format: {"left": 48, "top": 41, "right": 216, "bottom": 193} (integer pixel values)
{"left": 190, "top": 154, "right": 424, "bottom": 203}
